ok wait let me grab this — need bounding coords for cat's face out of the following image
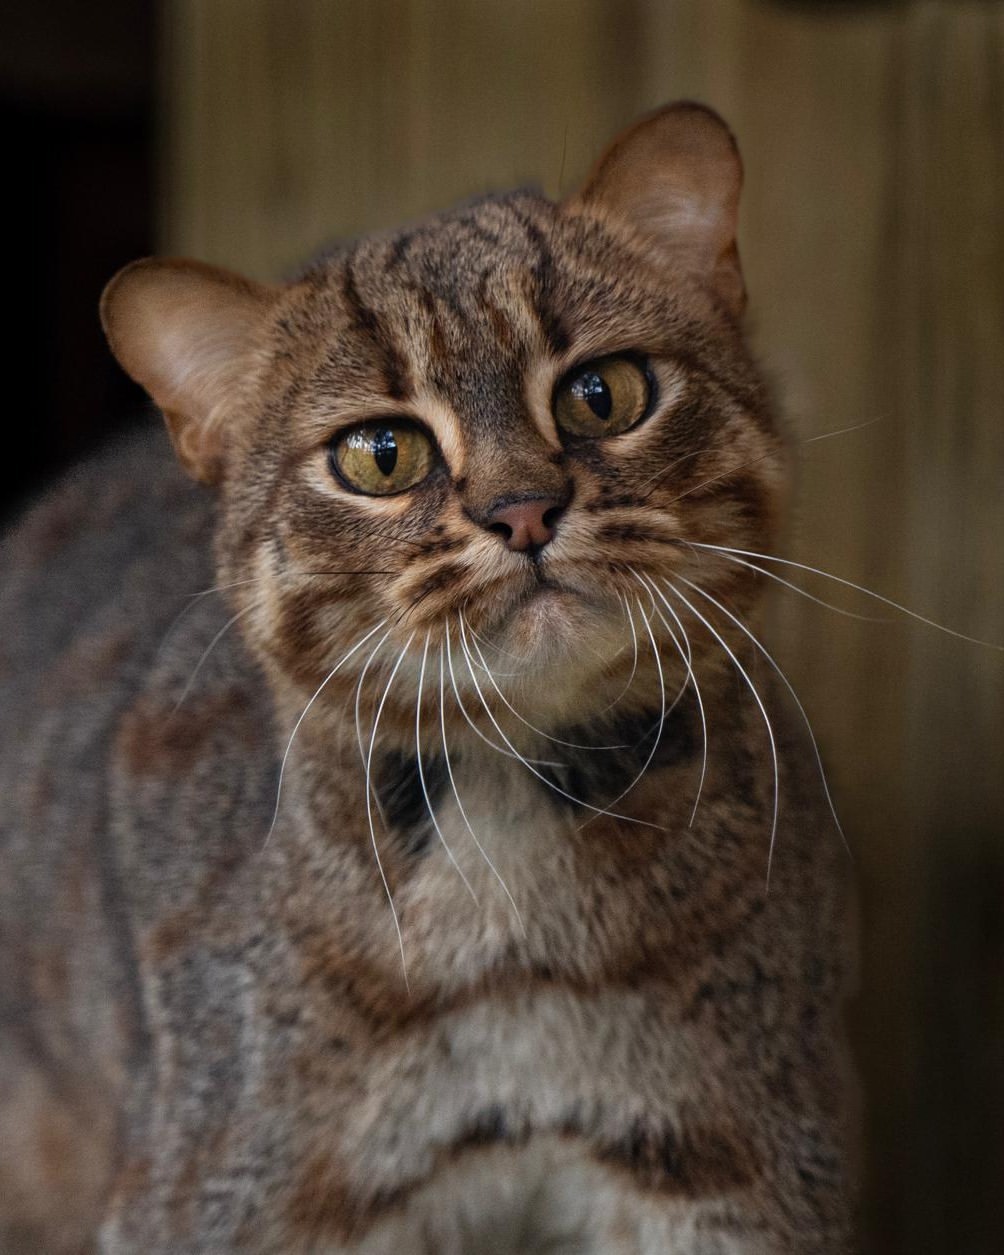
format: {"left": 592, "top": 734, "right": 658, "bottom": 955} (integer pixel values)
{"left": 102, "top": 104, "right": 784, "bottom": 736}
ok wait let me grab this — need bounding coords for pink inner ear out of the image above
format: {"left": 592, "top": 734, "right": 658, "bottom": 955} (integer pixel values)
{"left": 570, "top": 102, "right": 746, "bottom": 315}
{"left": 100, "top": 258, "right": 277, "bottom": 484}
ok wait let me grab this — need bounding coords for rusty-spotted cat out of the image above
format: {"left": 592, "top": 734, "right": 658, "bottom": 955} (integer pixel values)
{"left": 0, "top": 103, "right": 856, "bottom": 1253}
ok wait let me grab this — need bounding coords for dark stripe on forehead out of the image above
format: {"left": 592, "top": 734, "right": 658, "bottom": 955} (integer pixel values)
{"left": 342, "top": 251, "right": 411, "bottom": 401}
{"left": 416, "top": 287, "right": 450, "bottom": 371}
{"left": 384, "top": 227, "right": 419, "bottom": 273}
{"left": 508, "top": 204, "right": 571, "bottom": 357}
{"left": 476, "top": 268, "right": 515, "bottom": 353}
{"left": 454, "top": 211, "right": 503, "bottom": 253}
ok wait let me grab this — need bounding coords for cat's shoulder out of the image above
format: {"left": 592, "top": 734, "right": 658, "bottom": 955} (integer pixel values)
{"left": 0, "top": 422, "right": 216, "bottom": 708}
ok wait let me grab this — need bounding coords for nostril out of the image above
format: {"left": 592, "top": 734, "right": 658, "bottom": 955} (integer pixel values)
{"left": 487, "top": 520, "right": 514, "bottom": 542}
{"left": 541, "top": 503, "right": 565, "bottom": 530}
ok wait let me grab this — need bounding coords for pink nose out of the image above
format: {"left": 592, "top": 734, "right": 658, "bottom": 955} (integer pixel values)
{"left": 485, "top": 497, "right": 565, "bottom": 553}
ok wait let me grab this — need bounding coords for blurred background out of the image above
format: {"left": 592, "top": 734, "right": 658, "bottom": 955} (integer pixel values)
{"left": 3, "top": 0, "right": 1002, "bottom": 1249}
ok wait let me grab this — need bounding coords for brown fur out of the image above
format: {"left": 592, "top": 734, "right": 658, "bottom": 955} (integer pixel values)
{"left": 0, "top": 103, "right": 856, "bottom": 1252}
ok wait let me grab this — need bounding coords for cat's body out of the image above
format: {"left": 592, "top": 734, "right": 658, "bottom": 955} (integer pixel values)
{"left": 1, "top": 105, "right": 857, "bottom": 1252}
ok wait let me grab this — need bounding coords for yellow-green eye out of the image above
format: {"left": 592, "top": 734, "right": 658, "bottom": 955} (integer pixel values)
{"left": 553, "top": 356, "right": 651, "bottom": 438}
{"left": 330, "top": 421, "right": 435, "bottom": 495}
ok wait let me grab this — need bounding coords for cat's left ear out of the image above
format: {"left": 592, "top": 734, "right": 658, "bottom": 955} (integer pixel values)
{"left": 568, "top": 101, "right": 745, "bottom": 315}
{"left": 100, "top": 258, "right": 278, "bottom": 485}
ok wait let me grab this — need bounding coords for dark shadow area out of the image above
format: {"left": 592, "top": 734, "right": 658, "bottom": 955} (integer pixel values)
{"left": 0, "top": 0, "right": 154, "bottom": 522}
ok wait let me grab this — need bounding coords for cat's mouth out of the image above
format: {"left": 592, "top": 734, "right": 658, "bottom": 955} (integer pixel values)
{"left": 473, "top": 571, "right": 622, "bottom": 668}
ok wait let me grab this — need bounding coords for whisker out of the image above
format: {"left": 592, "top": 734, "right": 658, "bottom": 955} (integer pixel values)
{"left": 666, "top": 580, "right": 781, "bottom": 886}
{"left": 365, "top": 633, "right": 416, "bottom": 990}
{"left": 460, "top": 638, "right": 522, "bottom": 681}
{"left": 289, "top": 567, "right": 396, "bottom": 576}
{"left": 697, "top": 549, "right": 887, "bottom": 622}
{"left": 438, "top": 641, "right": 526, "bottom": 934}
{"left": 416, "top": 634, "right": 479, "bottom": 903}
{"left": 354, "top": 627, "right": 395, "bottom": 775}
{"left": 185, "top": 569, "right": 394, "bottom": 601}
{"left": 264, "top": 617, "right": 389, "bottom": 848}
{"left": 465, "top": 621, "right": 527, "bottom": 665}
{"left": 350, "top": 526, "right": 425, "bottom": 553}
{"left": 655, "top": 450, "right": 777, "bottom": 508}
{"left": 641, "top": 413, "right": 883, "bottom": 497}
{"left": 457, "top": 615, "right": 663, "bottom": 830}
{"left": 577, "top": 590, "right": 668, "bottom": 830}
{"left": 597, "top": 593, "right": 641, "bottom": 715}
{"left": 173, "top": 599, "right": 263, "bottom": 710}
{"left": 443, "top": 619, "right": 561, "bottom": 768}
{"left": 629, "top": 574, "right": 690, "bottom": 723}
{"left": 801, "top": 414, "right": 884, "bottom": 445}
{"left": 159, "top": 569, "right": 394, "bottom": 658}
{"left": 161, "top": 581, "right": 265, "bottom": 652}
{"left": 674, "top": 572, "right": 850, "bottom": 860}
{"left": 182, "top": 576, "right": 263, "bottom": 601}
{"left": 638, "top": 441, "right": 729, "bottom": 496}
{"left": 633, "top": 572, "right": 709, "bottom": 826}
{"left": 461, "top": 610, "right": 626, "bottom": 751}
{"left": 686, "top": 542, "right": 1004, "bottom": 650}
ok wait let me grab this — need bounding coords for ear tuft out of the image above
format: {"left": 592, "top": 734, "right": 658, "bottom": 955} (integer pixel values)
{"left": 570, "top": 101, "right": 746, "bottom": 315}
{"left": 100, "top": 258, "right": 277, "bottom": 484}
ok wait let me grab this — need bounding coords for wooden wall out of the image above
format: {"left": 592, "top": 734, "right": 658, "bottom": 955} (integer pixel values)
{"left": 160, "top": 2, "right": 1004, "bottom": 1248}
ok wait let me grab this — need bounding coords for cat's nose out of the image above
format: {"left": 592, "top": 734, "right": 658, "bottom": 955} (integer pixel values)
{"left": 484, "top": 495, "right": 567, "bottom": 554}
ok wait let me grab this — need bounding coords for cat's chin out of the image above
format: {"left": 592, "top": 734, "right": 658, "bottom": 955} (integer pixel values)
{"left": 488, "top": 584, "right": 624, "bottom": 674}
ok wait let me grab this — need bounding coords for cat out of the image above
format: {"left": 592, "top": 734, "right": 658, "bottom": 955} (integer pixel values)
{"left": 0, "top": 102, "right": 857, "bottom": 1253}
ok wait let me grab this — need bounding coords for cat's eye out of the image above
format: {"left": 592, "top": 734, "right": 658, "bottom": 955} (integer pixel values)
{"left": 553, "top": 355, "right": 651, "bottom": 439}
{"left": 329, "top": 420, "right": 435, "bottom": 496}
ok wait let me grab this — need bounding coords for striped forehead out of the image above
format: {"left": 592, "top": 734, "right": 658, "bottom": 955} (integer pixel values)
{"left": 331, "top": 194, "right": 576, "bottom": 432}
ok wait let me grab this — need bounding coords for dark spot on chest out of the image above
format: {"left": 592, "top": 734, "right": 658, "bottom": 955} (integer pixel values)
{"left": 539, "top": 698, "right": 697, "bottom": 813}
{"left": 373, "top": 750, "right": 448, "bottom": 857}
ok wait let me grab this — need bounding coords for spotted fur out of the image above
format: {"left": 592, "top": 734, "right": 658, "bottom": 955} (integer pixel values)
{"left": 0, "top": 104, "right": 856, "bottom": 1252}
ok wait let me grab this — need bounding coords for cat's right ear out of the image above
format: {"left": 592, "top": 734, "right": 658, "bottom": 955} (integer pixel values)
{"left": 100, "top": 258, "right": 277, "bottom": 485}
{"left": 568, "top": 101, "right": 746, "bottom": 316}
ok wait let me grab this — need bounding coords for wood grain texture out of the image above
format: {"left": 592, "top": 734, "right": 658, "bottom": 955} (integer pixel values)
{"left": 160, "top": 2, "right": 1004, "bottom": 1249}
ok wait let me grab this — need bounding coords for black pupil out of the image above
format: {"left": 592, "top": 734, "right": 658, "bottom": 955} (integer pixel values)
{"left": 372, "top": 428, "right": 398, "bottom": 476}
{"left": 572, "top": 371, "right": 611, "bottom": 420}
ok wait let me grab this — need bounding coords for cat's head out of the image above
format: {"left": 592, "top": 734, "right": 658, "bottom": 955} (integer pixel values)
{"left": 102, "top": 103, "right": 784, "bottom": 740}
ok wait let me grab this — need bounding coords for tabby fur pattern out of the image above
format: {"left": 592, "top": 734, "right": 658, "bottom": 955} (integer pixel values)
{"left": 0, "top": 103, "right": 856, "bottom": 1253}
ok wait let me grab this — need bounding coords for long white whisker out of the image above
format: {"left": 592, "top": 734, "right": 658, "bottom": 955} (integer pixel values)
{"left": 577, "top": 590, "right": 668, "bottom": 830}
{"left": 461, "top": 611, "right": 626, "bottom": 751}
{"left": 444, "top": 619, "right": 561, "bottom": 768}
{"left": 457, "top": 615, "right": 663, "bottom": 829}
{"left": 366, "top": 633, "right": 416, "bottom": 990}
{"left": 674, "top": 573, "right": 850, "bottom": 860}
{"left": 174, "top": 600, "right": 262, "bottom": 710}
{"left": 465, "top": 621, "right": 527, "bottom": 665}
{"left": 355, "top": 628, "right": 395, "bottom": 771}
{"left": 597, "top": 593, "right": 641, "bottom": 715}
{"left": 157, "top": 577, "right": 266, "bottom": 659}
{"left": 633, "top": 572, "right": 709, "bottom": 826}
{"left": 416, "top": 634, "right": 478, "bottom": 903}
{"left": 184, "top": 576, "right": 265, "bottom": 601}
{"left": 666, "top": 580, "right": 780, "bottom": 885}
{"left": 686, "top": 542, "right": 1003, "bottom": 650}
{"left": 438, "top": 642, "right": 526, "bottom": 934}
{"left": 801, "top": 414, "right": 884, "bottom": 445}
{"left": 264, "top": 617, "right": 389, "bottom": 847}
{"left": 683, "top": 547, "right": 886, "bottom": 622}
{"left": 641, "top": 414, "right": 883, "bottom": 497}
{"left": 629, "top": 573, "right": 689, "bottom": 721}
